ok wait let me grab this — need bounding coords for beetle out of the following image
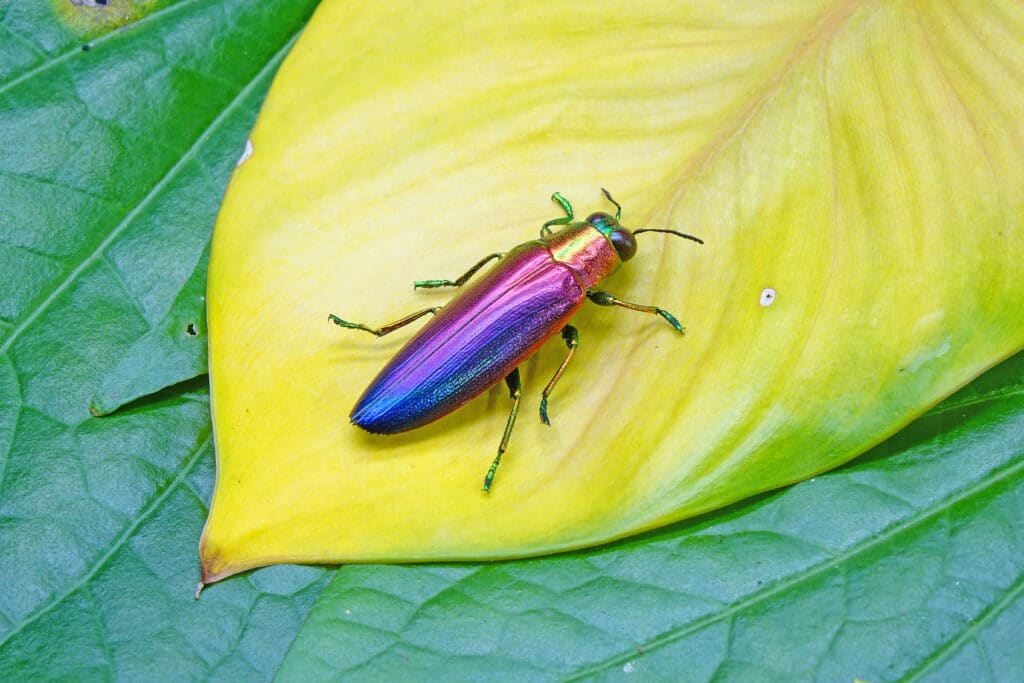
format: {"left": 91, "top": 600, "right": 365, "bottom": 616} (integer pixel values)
{"left": 329, "top": 190, "right": 702, "bottom": 491}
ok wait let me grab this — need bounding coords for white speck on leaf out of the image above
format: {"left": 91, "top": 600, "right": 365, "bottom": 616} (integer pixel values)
{"left": 760, "top": 288, "right": 776, "bottom": 306}
{"left": 237, "top": 138, "right": 254, "bottom": 167}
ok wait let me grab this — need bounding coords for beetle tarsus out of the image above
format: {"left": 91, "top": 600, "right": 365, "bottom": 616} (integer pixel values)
{"left": 328, "top": 313, "right": 381, "bottom": 336}
{"left": 482, "top": 456, "right": 500, "bottom": 492}
{"left": 414, "top": 279, "right": 454, "bottom": 289}
{"left": 658, "top": 309, "right": 685, "bottom": 334}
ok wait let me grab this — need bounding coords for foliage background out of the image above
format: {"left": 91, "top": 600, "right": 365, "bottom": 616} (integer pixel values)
{"left": 0, "top": 1, "right": 1021, "bottom": 680}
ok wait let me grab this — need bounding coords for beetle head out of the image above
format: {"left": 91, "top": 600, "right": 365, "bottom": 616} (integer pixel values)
{"left": 588, "top": 189, "right": 703, "bottom": 262}
{"left": 587, "top": 212, "right": 638, "bottom": 261}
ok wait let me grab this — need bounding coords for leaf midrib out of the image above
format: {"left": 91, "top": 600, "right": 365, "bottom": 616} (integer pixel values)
{"left": 575, "top": 0, "right": 865, "bottom": 526}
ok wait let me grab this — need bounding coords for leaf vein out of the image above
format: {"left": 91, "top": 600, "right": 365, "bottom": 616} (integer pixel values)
{"left": 562, "top": 450, "right": 1024, "bottom": 680}
{"left": 902, "top": 560, "right": 1024, "bottom": 681}
{"left": 0, "top": 433, "right": 211, "bottom": 650}
{"left": 0, "top": 25, "right": 301, "bottom": 358}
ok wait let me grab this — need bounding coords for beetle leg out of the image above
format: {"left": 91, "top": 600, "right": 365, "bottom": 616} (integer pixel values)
{"left": 414, "top": 252, "right": 504, "bottom": 289}
{"left": 328, "top": 308, "right": 441, "bottom": 337}
{"left": 587, "top": 290, "right": 685, "bottom": 334}
{"left": 539, "top": 325, "right": 579, "bottom": 426}
{"left": 540, "top": 191, "right": 574, "bottom": 237}
{"left": 483, "top": 367, "right": 522, "bottom": 492}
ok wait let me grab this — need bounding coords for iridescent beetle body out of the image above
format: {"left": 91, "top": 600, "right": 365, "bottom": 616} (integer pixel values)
{"left": 330, "top": 191, "right": 702, "bottom": 490}
{"left": 350, "top": 239, "right": 586, "bottom": 434}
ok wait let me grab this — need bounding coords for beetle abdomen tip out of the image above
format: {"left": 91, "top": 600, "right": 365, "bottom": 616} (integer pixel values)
{"left": 350, "top": 415, "right": 391, "bottom": 435}
{"left": 350, "top": 418, "right": 383, "bottom": 435}
{"left": 350, "top": 404, "right": 413, "bottom": 435}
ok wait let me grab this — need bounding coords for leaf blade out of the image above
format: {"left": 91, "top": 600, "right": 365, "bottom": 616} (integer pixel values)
{"left": 202, "top": 0, "right": 1024, "bottom": 574}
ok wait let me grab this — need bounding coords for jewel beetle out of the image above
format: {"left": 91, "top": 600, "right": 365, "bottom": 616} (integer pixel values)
{"left": 329, "top": 190, "right": 702, "bottom": 491}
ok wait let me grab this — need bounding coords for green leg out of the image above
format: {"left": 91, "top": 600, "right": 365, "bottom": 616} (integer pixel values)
{"left": 414, "top": 252, "right": 503, "bottom": 289}
{"left": 540, "top": 192, "right": 574, "bottom": 237}
{"left": 539, "top": 325, "right": 579, "bottom": 425}
{"left": 483, "top": 367, "right": 522, "bottom": 492}
{"left": 587, "top": 290, "right": 685, "bottom": 334}
{"left": 328, "top": 308, "right": 441, "bottom": 337}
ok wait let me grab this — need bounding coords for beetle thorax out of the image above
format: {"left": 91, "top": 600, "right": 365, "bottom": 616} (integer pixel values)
{"left": 543, "top": 224, "right": 621, "bottom": 289}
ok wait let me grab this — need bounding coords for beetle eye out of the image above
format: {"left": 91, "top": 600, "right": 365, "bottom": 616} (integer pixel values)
{"left": 610, "top": 229, "right": 636, "bottom": 261}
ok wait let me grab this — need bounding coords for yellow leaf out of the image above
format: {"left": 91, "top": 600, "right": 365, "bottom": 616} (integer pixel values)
{"left": 200, "top": 0, "right": 1024, "bottom": 584}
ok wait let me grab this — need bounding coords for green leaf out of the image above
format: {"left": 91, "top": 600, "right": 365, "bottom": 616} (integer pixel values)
{"left": 0, "top": 1, "right": 326, "bottom": 679}
{"left": 1, "top": 2, "right": 1022, "bottom": 681}
{"left": 277, "top": 352, "right": 1024, "bottom": 681}
{"left": 90, "top": 243, "right": 209, "bottom": 416}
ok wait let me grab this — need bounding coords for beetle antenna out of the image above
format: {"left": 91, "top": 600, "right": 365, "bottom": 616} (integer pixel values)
{"left": 633, "top": 228, "right": 704, "bottom": 245}
{"left": 600, "top": 188, "right": 622, "bottom": 221}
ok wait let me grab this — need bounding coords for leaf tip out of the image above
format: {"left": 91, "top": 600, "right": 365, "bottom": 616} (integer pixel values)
{"left": 198, "top": 536, "right": 249, "bottom": 587}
